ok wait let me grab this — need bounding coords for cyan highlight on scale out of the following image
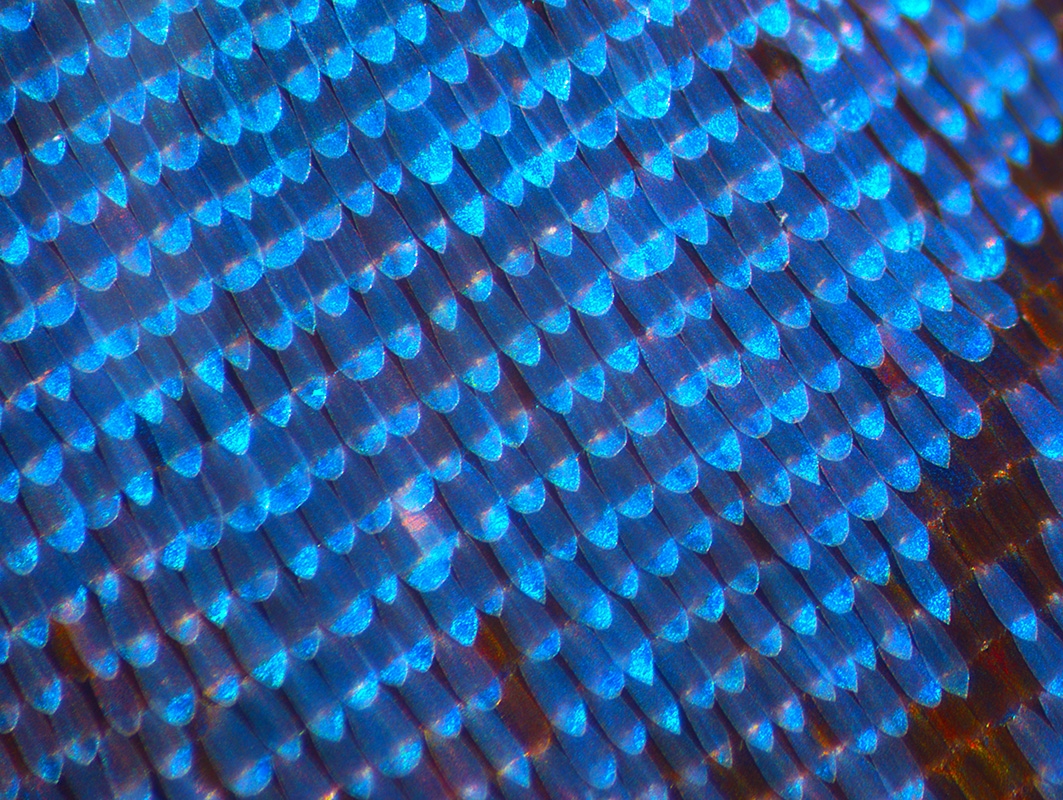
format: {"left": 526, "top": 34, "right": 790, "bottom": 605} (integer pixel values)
{"left": 2, "top": 0, "right": 1063, "bottom": 795}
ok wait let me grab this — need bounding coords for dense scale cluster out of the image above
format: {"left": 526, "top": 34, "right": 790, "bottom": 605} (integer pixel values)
{"left": 3, "top": 0, "right": 1063, "bottom": 796}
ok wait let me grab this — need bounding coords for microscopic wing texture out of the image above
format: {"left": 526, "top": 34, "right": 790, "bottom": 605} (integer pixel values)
{"left": 4, "top": 0, "right": 1063, "bottom": 796}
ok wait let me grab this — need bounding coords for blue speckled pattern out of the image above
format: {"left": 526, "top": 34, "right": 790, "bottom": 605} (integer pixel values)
{"left": 3, "top": 0, "right": 1063, "bottom": 795}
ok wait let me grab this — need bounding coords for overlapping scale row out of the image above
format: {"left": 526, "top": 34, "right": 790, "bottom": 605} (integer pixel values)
{"left": 1, "top": 0, "right": 1063, "bottom": 795}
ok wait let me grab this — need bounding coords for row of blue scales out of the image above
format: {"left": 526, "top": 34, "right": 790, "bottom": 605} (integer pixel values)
{"left": 2, "top": 0, "right": 1063, "bottom": 794}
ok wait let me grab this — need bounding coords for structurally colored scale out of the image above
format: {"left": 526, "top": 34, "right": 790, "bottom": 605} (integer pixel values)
{"left": 3, "top": 0, "right": 1063, "bottom": 796}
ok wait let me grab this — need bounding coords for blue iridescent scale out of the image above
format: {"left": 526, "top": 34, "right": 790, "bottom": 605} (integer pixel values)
{"left": 2, "top": 0, "right": 1063, "bottom": 796}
